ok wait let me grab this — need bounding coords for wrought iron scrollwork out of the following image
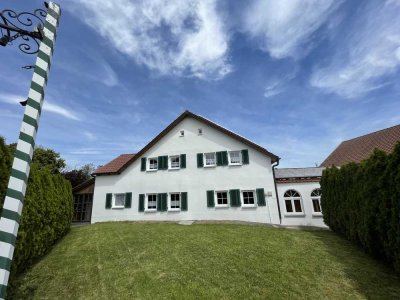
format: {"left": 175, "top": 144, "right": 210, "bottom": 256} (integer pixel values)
{"left": 0, "top": 4, "right": 47, "bottom": 54}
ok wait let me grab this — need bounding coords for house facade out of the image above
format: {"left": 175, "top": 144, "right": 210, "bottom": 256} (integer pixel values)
{"left": 92, "top": 111, "right": 281, "bottom": 224}
{"left": 275, "top": 168, "right": 326, "bottom": 227}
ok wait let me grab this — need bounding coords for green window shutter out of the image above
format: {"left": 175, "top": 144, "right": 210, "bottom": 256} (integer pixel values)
{"left": 139, "top": 194, "right": 145, "bottom": 212}
{"left": 207, "top": 190, "right": 215, "bottom": 207}
{"left": 242, "top": 149, "right": 249, "bottom": 164}
{"left": 216, "top": 151, "right": 223, "bottom": 166}
{"left": 163, "top": 156, "right": 169, "bottom": 169}
{"left": 162, "top": 193, "right": 168, "bottom": 211}
{"left": 197, "top": 153, "right": 203, "bottom": 168}
{"left": 157, "top": 194, "right": 162, "bottom": 211}
{"left": 181, "top": 192, "right": 188, "bottom": 211}
{"left": 125, "top": 192, "right": 132, "bottom": 208}
{"left": 180, "top": 154, "right": 186, "bottom": 168}
{"left": 105, "top": 193, "right": 112, "bottom": 209}
{"left": 256, "top": 188, "right": 266, "bottom": 206}
{"left": 222, "top": 151, "right": 228, "bottom": 166}
{"left": 141, "top": 157, "right": 146, "bottom": 171}
{"left": 157, "top": 156, "right": 163, "bottom": 170}
{"left": 230, "top": 189, "right": 241, "bottom": 207}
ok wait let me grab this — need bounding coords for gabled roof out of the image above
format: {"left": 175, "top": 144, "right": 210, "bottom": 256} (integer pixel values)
{"left": 275, "top": 167, "right": 324, "bottom": 184}
{"left": 93, "top": 154, "right": 135, "bottom": 175}
{"left": 72, "top": 177, "right": 95, "bottom": 193}
{"left": 93, "top": 110, "right": 279, "bottom": 176}
{"left": 321, "top": 124, "right": 400, "bottom": 167}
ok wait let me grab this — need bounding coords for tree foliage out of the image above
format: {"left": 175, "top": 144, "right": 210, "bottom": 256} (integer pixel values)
{"left": 62, "top": 163, "right": 95, "bottom": 187}
{"left": 32, "top": 147, "right": 66, "bottom": 174}
{"left": 321, "top": 142, "right": 400, "bottom": 272}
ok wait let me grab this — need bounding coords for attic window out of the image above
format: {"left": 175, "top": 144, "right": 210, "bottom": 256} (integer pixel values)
{"left": 198, "top": 128, "right": 203, "bottom": 135}
{"left": 179, "top": 130, "right": 184, "bottom": 137}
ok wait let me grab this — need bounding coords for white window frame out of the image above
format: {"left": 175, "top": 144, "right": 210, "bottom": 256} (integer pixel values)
{"left": 148, "top": 157, "right": 158, "bottom": 171}
{"left": 113, "top": 193, "right": 125, "bottom": 209}
{"left": 204, "top": 152, "right": 216, "bottom": 167}
{"left": 241, "top": 190, "right": 256, "bottom": 207}
{"left": 311, "top": 188, "right": 322, "bottom": 215}
{"left": 284, "top": 190, "right": 304, "bottom": 215}
{"left": 168, "top": 192, "right": 181, "bottom": 211}
{"left": 228, "top": 150, "right": 242, "bottom": 165}
{"left": 145, "top": 194, "right": 157, "bottom": 212}
{"left": 169, "top": 155, "right": 180, "bottom": 170}
{"left": 215, "top": 190, "right": 229, "bottom": 207}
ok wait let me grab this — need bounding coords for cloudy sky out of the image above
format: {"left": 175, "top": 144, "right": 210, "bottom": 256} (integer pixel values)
{"left": 1, "top": 0, "right": 400, "bottom": 168}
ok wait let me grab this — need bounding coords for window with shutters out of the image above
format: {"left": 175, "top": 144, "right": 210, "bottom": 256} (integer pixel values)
{"left": 228, "top": 150, "right": 241, "bottom": 165}
{"left": 242, "top": 190, "right": 255, "bottom": 207}
{"left": 311, "top": 188, "right": 322, "bottom": 213}
{"left": 284, "top": 190, "right": 303, "bottom": 214}
{"left": 146, "top": 194, "right": 157, "bottom": 211}
{"left": 148, "top": 158, "right": 158, "bottom": 171}
{"left": 204, "top": 152, "right": 216, "bottom": 167}
{"left": 169, "top": 193, "right": 181, "bottom": 210}
{"left": 113, "top": 193, "right": 125, "bottom": 208}
{"left": 169, "top": 155, "right": 180, "bottom": 169}
{"left": 215, "top": 191, "right": 229, "bottom": 207}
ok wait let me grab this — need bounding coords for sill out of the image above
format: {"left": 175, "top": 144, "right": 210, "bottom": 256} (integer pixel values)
{"left": 168, "top": 167, "right": 180, "bottom": 171}
{"left": 215, "top": 205, "right": 229, "bottom": 208}
{"left": 242, "top": 205, "right": 257, "bottom": 208}
{"left": 168, "top": 208, "right": 181, "bottom": 212}
{"left": 146, "top": 169, "right": 157, "bottom": 172}
{"left": 284, "top": 213, "right": 305, "bottom": 217}
{"left": 312, "top": 212, "right": 323, "bottom": 217}
{"left": 229, "top": 163, "right": 242, "bottom": 166}
{"left": 204, "top": 165, "right": 216, "bottom": 168}
{"left": 145, "top": 209, "right": 157, "bottom": 213}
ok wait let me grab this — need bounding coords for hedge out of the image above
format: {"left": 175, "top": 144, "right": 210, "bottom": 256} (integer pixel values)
{"left": 0, "top": 138, "right": 73, "bottom": 281}
{"left": 321, "top": 142, "right": 400, "bottom": 272}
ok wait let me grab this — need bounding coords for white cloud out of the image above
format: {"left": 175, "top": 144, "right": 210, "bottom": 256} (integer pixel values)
{"left": 67, "top": 0, "right": 231, "bottom": 79}
{"left": 242, "top": 0, "right": 339, "bottom": 59}
{"left": 83, "top": 131, "right": 97, "bottom": 141}
{"left": 310, "top": 0, "right": 400, "bottom": 98}
{"left": 263, "top": 80, "right": 284, "bottom": 98}
{"left": 0, "top": 93, "right": 79, "bottom": 120}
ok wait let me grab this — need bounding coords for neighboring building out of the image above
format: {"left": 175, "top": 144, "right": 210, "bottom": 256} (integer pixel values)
{"left": 72, "top": 178, "right": 95, "bottom": 223}
{"left": 321, "top": 124, "right": 400, "bottom": 167}
{"left": 275, "top": 168, "right": 326, "bottom": 227}
{"left": 91, "top": 111, "right": 281, "bottom": 224}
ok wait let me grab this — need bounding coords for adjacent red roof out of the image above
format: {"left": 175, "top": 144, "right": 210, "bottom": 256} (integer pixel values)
{"left": 321, "top": 124, "right": 400, "bottom": 167}
{"left": 93, "top": 154, "right": 135, "bottom": 175}
{"left": 93, "top": 110, "right": 279, "bottom": 176}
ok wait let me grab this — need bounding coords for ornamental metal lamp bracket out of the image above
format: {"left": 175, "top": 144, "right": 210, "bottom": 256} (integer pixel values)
{"left": 0, "top": 2, "right": 49, "bottom": 54}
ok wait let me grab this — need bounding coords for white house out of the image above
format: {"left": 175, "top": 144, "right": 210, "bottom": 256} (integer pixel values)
{"left": 91, "top": 111, "right": 281, "bottom": 224}
{"left": 275, "top": 168, "right": 327, "bottom": 228}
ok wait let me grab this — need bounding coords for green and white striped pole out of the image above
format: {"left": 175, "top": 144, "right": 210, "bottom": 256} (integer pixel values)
{"left": 0, "top": 2, "right": 61, "bottom": 299}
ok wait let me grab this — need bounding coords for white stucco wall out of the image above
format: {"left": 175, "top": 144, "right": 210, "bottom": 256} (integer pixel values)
{"left": 92, "top": 117, "right": 280, "bottom": 224}
{"left": 277, "top": 181, "right": 327, "bottom": 227}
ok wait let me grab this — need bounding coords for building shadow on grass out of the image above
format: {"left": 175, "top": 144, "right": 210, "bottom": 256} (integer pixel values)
{"left": 308, "top": 230, "right": 400, "bottom": 299}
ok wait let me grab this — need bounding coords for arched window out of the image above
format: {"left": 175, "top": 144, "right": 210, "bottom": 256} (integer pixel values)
{"left": 311, "top": 188, "right": 322, "bottom": 213}
{"left": 284, "top": 190, "right": 302, "bottom": 213}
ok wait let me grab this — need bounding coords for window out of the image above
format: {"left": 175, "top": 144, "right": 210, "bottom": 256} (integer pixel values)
{"left": 242, "top": 190, "right": 255, "bottom": 206}
{"left": 170, "top": 155, "right": 180, "bottom": 169}
{"left": 198, "top": 128, "right": 203, "bottom": 135}
{"left": 284, "top": 190, "right": 303, "bottom": 213}
{"left": 147, "top": 194, "right": 157, "bottom": 211}
{"left": 179, "top": 130, "right": 184, "bottom": 137}
{"left": 311, "top": 188, "right": 322, "bottom": 213}
{"left": 148, "top": 158, "right": 158, "bottom": 170}
{"left": 204, "top": 152, "right": 216, "bottom": 167}
{"left": 114, "top": 193, "right": 125, "bottom": 208}
{"left": 169, "top": 193, "right": 181, "bottom": 210}
{"left": 216, "top": 191, "right": 228, "bottom": 206}
{"left": 229, "top": 150, "right": 241, "bottom": 165}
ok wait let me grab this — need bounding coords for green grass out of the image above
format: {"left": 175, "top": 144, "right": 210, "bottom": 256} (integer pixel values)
{"left": 10, "top": 222, "right": 400, "bottom": 299}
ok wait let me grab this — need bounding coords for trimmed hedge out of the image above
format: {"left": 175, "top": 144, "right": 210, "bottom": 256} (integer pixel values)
{"left": 0, "top": 138, "right": 73, "bottom": 279}
{"left": 321, "top": 142, "right": 400, "bottom": 272}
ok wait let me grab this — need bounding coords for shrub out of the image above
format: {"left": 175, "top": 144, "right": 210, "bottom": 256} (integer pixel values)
{"left": 321, "top": 142, "right": 400, "bottom": 272}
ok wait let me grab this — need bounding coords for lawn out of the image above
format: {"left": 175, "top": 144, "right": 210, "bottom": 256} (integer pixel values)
{"left": 9, "top": 222, "right": 400, "bottom": 299}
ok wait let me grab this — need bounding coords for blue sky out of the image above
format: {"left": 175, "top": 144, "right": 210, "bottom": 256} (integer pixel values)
{"left": 1, "top": 0, "right": 400, "bottom": 168}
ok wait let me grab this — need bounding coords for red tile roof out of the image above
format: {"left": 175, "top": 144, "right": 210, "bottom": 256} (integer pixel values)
{"left": 93, "top": 110, "right": 279, "bottom": 176}
{"left": 321, "top": 124, "right": 400, "bottom": 167}
{"left": 93, "top": 154, "right": 135, "bottom": 175}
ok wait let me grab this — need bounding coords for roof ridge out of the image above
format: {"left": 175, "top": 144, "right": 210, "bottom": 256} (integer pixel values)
{"left": 342, "top": 124, "right": 400, "bottom": 143}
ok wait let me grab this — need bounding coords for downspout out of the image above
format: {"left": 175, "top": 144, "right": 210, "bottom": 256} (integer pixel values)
{"left": 272, "top": 158, "right": 282, "bottom": 224}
